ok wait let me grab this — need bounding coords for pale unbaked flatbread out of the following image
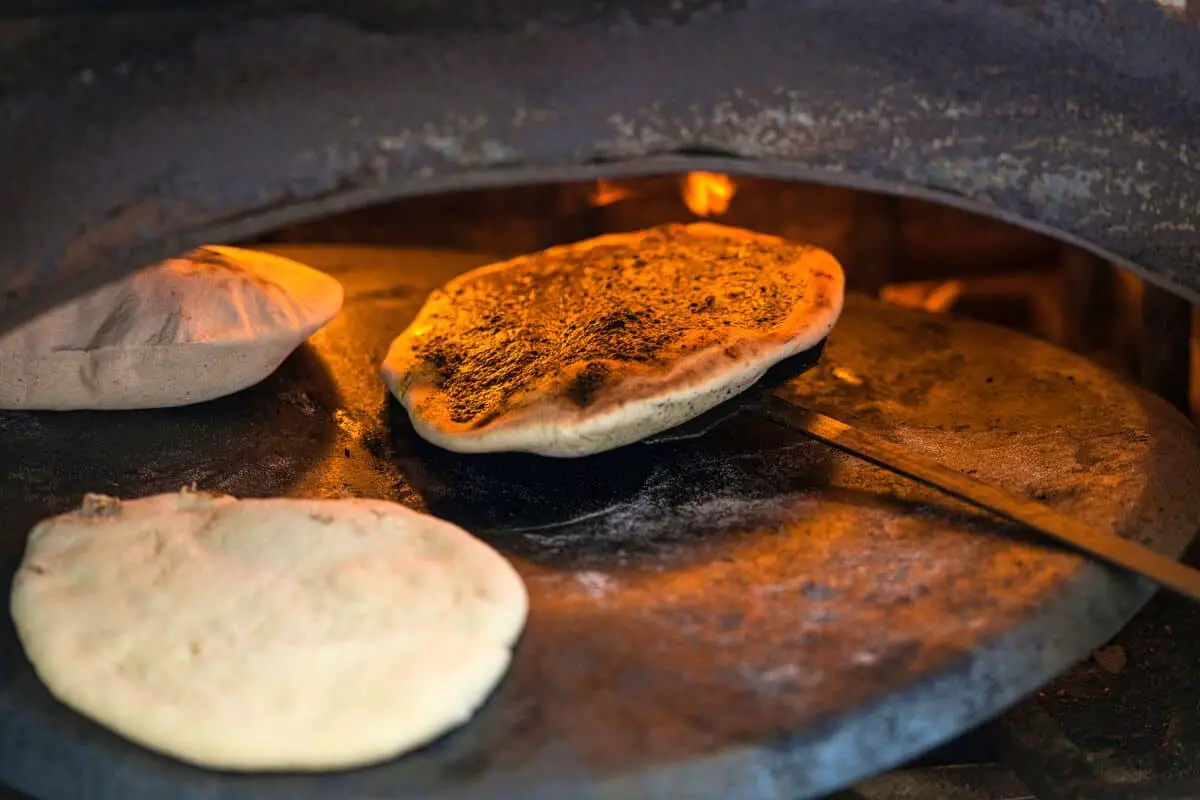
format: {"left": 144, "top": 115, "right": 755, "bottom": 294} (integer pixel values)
{"left": 382, "top": 222, "right": 845, "bottom": 457}
{"left": 10, "top": 490, "right": 528, "bottom": 771}
{"left": 0, "top": 246, "right": 344, "bottom": 410}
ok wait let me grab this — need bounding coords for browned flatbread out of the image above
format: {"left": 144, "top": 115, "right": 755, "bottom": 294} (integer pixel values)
{"left": 381, "top": 222, "right": 845, "bottom": 457}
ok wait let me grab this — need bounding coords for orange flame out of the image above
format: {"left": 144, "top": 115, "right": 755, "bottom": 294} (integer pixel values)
{"left": 590, "top": 179, "right": 634, "bottom": 207}
{"left": 681, "top": 172, "right": 736, "bottom": 217}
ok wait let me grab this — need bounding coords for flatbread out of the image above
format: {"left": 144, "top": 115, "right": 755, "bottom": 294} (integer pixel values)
{"left": 9, "top": 490, "right": 528, "bottom": 771}
{"left": 0, "top": 246, "right": 344, "bottom": 410}
{"left": 382, "top": 222, "right": 845, "bottom": 457}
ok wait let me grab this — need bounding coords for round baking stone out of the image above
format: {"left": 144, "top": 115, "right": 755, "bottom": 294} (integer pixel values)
{"left": 1, "top": 245, "right": 1197, "bottom": 800}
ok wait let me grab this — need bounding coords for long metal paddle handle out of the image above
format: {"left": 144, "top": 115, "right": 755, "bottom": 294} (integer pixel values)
{"left": 761, "top": 394, "right": 1200, "bottom": 603}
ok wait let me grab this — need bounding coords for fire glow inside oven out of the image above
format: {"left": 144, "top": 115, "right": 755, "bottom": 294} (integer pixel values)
{"left": 1, "top": 2, "right": 1199, "bottom": 799}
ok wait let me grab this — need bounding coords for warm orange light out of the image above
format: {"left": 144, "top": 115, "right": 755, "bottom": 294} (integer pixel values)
{"left": 681, "top": 172, "right": 736, "bottom": 217}
{"left": 590, "top": 179, "right": 634, "bottom": 207}
{"left": 880, "top": 280, "right": 965, "bottom": 313}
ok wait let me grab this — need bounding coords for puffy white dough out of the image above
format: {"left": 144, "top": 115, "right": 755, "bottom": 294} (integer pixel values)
{"left": 0, "top": 246, "right": 344, "bottom": 410}
{"left": 10, "top": 490, "right": 529, "bottom": 771}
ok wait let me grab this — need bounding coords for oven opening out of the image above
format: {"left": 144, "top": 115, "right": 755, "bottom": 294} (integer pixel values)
{"left": 3, "top": 172, "right": 1200, "bottom": 800}
{"left": 241, "top": 171, "right": 1196, "bottom": 419}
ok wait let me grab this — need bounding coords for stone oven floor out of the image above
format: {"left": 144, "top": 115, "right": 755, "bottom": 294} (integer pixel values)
{"left": 842, "top": 537, "right": 1200, "bottom": 800}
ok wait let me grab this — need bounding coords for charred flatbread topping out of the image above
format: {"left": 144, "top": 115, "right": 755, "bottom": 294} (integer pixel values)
{"left": 382, "top": 222, "right": 845, "bottom": 457}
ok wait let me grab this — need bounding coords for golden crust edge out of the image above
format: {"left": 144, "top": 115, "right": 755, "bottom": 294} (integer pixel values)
{"left": 380, "top": 225, "right": 845, "bottom": 456}
{"left": 432, "top": 221, "right": 795, "bottom": 296}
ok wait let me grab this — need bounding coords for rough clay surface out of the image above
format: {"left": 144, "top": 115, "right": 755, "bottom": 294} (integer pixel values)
{"left": 9, "top": 490, "right": 528, "bottom": 771}
{"left": 3, "top": 0, "right": 1200, "bottom": 343}
{"left": 0, "top": 247, "right": 1198, "bottom": 800}
{"left": 382, "top": 223, "right": 844, "bottom": 456}
{"left": 0, "top": 246, "right": 344, "bottom": 410}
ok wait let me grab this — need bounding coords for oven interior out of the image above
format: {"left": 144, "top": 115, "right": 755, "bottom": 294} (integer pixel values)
{"left": 252, "top": 171, "right": 1196, "bottom": 413}
{"left": 2, "top": 169, "right": 1199, "bottom": 800}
